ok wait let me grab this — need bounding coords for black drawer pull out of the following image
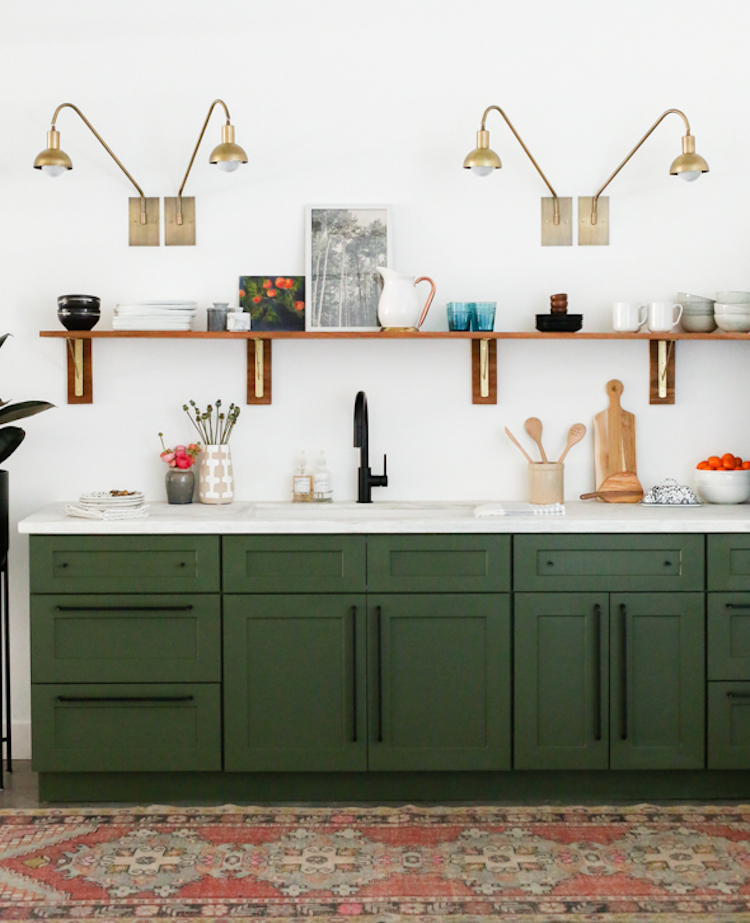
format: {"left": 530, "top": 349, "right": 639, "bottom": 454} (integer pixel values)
{"left": 56, "top": 695, "right": 194, "bottom": 703}
{"left": 180, "top": 562, "right": 186, "bottom": 567}
{"left": 546, "top": 560, "right": 554, "bottom": 567}
{"left": 60, "top": 562, "right": 69, "bottom": 568}
{"left": 726, "top": 604, "right": 750, "bottom": 610}
{"left": 727, "top": 692, "right": 750, "bottom": 699}
{"left": 55, "top": 605, "right": 194, "bottom": 612}
{"left": 351, "top": 606, "right": 358, "bottom": 743}
{"left": 664, "top": 560, "right": 672, "bottom": 567}
{"left": 620, "top": 603, "right": 628, "bottom": 740}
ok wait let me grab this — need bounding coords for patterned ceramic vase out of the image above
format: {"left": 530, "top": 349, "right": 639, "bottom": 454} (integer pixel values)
{"left": 199, "top": 445, "right": 234, "bottom": 504}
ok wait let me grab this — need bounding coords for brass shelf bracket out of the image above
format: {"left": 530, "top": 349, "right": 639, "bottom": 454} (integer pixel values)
{"left": 247, "top": 339, "right": 272, "bottom": 405}
{"left": 471, "top": 338, "right": 497, "bottom": 404}
{"left": 65, "top": 337, "right": 92, "bottom": 404}
{"left": 649, "top": 339, "right": 675, "bottom": 404}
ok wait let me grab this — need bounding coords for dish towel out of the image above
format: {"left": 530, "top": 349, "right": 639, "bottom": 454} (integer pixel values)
{"left": 64, "top": 504, "right": 150, "bottom": 521}
{"left": 474, "top": 502, "right": 565, "bottom": 517}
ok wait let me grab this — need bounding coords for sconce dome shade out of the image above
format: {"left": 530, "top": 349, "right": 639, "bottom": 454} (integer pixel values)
{"left": 463, "top": 146, "right": 502, "bottom": 172}
{"left": 33, "top": 147, "right": 72, "bottom": 173}
{"left": 210, "top": 141, "right": 247, "bottom": 172}
{"left": 670, "top": 151, "right": 709, "bottom": 178}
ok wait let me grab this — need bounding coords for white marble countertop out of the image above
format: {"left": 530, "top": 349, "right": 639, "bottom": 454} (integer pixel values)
{"left": 16, "top": 500, "right": 750, "bottom": 534}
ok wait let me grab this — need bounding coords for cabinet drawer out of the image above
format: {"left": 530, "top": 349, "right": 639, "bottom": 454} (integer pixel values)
{"left": 514, "top": 534, "right": 704, "bottom": 592}
{"left": 31, "top": 594, "right": 220, "bottom": 683}
{"left": 223, "top": 535, "right": 366, "bottom": 593}
{"left": 31, "top": 683, "right": 221, "bottom": 772}
{"left": 367, "top": 535, "right": 510, "bottom": 593}
{"left": 708, "top": 682, "right": 750, "bottom": 769}
{"left": 708, "top": 535, "right": 750, "bottom": 591}
{"left": 708, "top": 594, "right": 750, "bottom": 680}
{"left": 30, "top": 536, "right": 220, "bottom": 594}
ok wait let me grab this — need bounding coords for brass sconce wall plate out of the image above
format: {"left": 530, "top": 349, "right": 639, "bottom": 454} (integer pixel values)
{"left": 577, "top": 196, "right": 609, "bottom": 246}
{"left": 128, "top": 198, "right": 160, "bottom": 246}
{"left": 164, "top": 197, "right": 196, "bottom": 246}
{"left": 542, "top": 197, "right": 573, "bottom": 246}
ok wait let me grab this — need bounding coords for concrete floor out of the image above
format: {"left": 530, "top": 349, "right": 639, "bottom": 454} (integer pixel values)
{"left": 0, "top": 762, "right": 40, "bottom": 808}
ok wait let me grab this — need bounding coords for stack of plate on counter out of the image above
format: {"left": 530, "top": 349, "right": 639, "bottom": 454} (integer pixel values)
{"left": 65, "top": 490, "right": 149, "bottom": 520}
{"left": 112, "top": 301, "right": 197, "bottom": 331}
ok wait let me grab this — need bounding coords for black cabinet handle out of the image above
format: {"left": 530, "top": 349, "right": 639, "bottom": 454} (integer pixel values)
{"left": 55, "top": 605, "right": 194, "bottom": 612}
{"left": 664, "top": 560, "right": 672, "bottom": 567}
{"left": 376, "top": 605, "right": 383, "bottom": 743}
{"left": 179, "top": 562, "right": 186, "bottom": 568}
{"left": 620, "top": 603, "right": 628, "bottom": 740}
{"left": 351, "top": 606, "right": 358, "bottom": 743}
{"left": 56, "top": 695, "right": 194, "bottom": 703}
{"left": 727, "top": 692, "right": 750, "bottom": 699}
{"left": 593, "top": 603, "right": 602, "bottom": 741}
{"left": 726, "top": 604, "right": 750, "bottom": 610}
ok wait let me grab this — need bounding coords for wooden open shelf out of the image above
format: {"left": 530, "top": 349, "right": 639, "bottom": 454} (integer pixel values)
{"left": 40, "top": 329, "right": 750, "bottom": 406}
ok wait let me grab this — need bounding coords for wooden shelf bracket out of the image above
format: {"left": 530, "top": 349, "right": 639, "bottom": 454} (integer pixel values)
{"left": 65, "top": 337, "right": 92, "bottom": 404}
{"left": 471, "top": 338, "right": 497, "bottom": 404}
{"left": 649, "top": 339, "right": 675, "bottom": 405}
{"left": 247, "top": 339, "right": 272, "bottom": 405}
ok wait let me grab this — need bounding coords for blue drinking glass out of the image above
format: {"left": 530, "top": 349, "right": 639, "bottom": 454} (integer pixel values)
{"left": 446, "top": 302, "right": 472, "bottom": 331}
{"left": 473, "top": 301, "right": 496, "bottom": 331}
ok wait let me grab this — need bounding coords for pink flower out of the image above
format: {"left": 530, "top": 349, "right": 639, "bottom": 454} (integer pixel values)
{"left": 175, "top": 456, "right": 192, "bottom": 469}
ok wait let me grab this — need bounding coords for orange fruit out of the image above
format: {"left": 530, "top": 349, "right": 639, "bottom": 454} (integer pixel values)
{"left": 742, "top": 462, "right": 750, "bottom": 470}
{"left": 708, "top": 456, "right": 722, "bottom": 468}
{"left": 697, "top": 461, "right": 711, "bottom": 470}
{"left": 722, "top": 453, "right": 736, "bottom": 467}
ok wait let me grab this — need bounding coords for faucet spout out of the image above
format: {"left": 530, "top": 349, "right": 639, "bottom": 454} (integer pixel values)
{"left": 353, "top": 390, "right": 388, "bottom": 503}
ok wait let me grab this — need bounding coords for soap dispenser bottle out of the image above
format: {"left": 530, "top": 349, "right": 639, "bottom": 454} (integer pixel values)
{"left": 312, "top": 452, "right": 333, "bottom": 502}
{"left": 292, "top": 451, "right": 313, "bottom": 502}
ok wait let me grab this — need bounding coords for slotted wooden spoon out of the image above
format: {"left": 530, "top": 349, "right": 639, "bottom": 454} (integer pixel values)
{"left": 524, "top": 417, "right": 548, "bottom": 463}
{"left": 557, "top": 423, "right": 587, "bottom": 464}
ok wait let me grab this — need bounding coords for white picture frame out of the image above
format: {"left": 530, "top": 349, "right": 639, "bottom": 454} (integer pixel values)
{"left": 305, "top": 205, "right": 392, "bottom": 331}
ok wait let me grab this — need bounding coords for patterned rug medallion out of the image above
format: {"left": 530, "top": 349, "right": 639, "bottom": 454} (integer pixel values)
{"left": 1, "top": 804, "right": 750, "bottom": 922}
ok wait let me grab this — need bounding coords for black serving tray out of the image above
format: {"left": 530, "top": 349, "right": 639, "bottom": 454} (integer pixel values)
{"left": 535, "top": 313, "right": 583, "bottom": 332}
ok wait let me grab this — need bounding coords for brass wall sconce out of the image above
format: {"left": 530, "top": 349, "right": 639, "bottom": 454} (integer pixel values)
{"left": 165, "top": 99, "right": 247, "bottom": 246}
{"left": 463, "top": 105, "right": 572, "bottom": 246}
{"left": 33, "top": 103, "right": 159, "bottom": 247}
{"left": 579, "top": 108, "right": 709, "bottom": 246}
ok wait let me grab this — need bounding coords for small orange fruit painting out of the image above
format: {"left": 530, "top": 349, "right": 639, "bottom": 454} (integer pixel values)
{"left": 239, "top": 276, "right": 305, "bottom": 331}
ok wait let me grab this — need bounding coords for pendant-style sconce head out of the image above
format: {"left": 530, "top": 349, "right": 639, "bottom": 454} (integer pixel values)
{"left": 579, "top": 108, "right": 709, "bottom": 245}
{"left": 33, "top": 103, "right": 159, "bottom": 246}
{"left": 463, "top": 105, "right": 572, "bottom": 246}
{"left": 165, "top": 99, "right": 247, "bottom": 246}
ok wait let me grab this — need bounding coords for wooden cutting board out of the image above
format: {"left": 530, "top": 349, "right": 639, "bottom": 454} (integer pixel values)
{"left": 594, "top": 379, "right": 637, "bottom": 490}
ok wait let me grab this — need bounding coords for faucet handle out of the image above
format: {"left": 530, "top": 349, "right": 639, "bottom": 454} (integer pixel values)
{"left": 371, "top": 454, "right": 388, "bottom": 489}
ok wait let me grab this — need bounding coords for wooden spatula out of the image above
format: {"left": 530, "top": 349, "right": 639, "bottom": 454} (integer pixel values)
{"left": 580, "top": 471, "right": 644, "bottom": 503}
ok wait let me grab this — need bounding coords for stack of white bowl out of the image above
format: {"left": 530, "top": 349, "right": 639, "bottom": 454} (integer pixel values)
{"left": 676, "top": 292, "right": 716, "bottom": 332}
{"left": 714, "top": 291, "right": 750, "bottom": 333}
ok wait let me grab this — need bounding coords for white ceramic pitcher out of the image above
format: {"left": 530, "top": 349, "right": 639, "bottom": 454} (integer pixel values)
{"left": 377, "top": 268, "right": 436, "bottom": 330}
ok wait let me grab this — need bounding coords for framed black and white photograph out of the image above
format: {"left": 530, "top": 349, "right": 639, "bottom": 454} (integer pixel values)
{"left": 305, "top": 205, "right": 391, "bottom": 330}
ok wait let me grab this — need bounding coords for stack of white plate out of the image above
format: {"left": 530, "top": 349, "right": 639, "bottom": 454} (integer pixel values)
{"left": 79, "top": 490, "right": 146, "bottom": 511}
{"left": 113, "top": 301, "right": 197, "bottom": 331}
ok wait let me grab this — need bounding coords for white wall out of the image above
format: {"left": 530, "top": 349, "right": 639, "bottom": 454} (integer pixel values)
{"left": 2, "top": 0, "right": 749, "bottom": 756}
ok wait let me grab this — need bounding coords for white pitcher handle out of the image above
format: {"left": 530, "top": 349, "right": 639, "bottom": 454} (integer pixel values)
{"left": 415, "top": 276, "right": 436, "bottom": 329}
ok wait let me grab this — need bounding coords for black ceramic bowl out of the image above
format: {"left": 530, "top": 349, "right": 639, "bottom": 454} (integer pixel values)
{"left": 535, "top": 313, "right": 583, "bottom": 333}
{"left": 57, "top": 294, "right": 101, "bottom": 331}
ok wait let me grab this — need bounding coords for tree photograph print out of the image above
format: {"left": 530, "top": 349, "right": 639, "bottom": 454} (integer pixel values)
{"left": 306, "top": 207, "right": 390, "bottom": 329}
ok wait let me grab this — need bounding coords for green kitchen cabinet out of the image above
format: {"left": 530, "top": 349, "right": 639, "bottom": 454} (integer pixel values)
{"left": 609, "top": 593, "right": 705, "bottom": 770}
{"left": 367, "top": 594, "right": 511, "bottom": 771}
{"left": 514, "top": 592, "right": 705, "bottom": 770}
{"left": 223, "top": 594, "right": 368, "bottom": 772}
{"left": 514, "top": 593, "right": 609, "bottom": 770}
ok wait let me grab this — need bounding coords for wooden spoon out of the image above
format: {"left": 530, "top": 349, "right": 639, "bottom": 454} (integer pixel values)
{"left": 580, "top": 471, "right": 643, "bottom": 503}
{"left": 504, "top": 427, "right": 534, "bottom": 464}
{"left": 557, "top": 423, "right": 587, "bottom": 464}
{"left": 524, "top": 417, "right": 548, "bottom": 463}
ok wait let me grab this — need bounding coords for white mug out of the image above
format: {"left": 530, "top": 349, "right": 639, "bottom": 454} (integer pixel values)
{"left": 647, "top": 302, "right": 683, "bottom": 332}
{"left": 613, "top": 302, "right": 647, "bottom": 332}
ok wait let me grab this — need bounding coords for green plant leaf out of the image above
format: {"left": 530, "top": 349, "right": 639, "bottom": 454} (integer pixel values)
{"left": 0, "top": 401, "right": 54, "bottom": 425}
{"left": 0, "top": 427, "right": 25, "bottom": 464}
{"left": 0, "top": 334, "right": 11, "bottom": 352}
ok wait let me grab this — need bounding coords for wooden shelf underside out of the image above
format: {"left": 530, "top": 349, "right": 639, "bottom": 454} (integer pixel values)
{"left": 40, "top": 330, "right": 750, "bottom": 341}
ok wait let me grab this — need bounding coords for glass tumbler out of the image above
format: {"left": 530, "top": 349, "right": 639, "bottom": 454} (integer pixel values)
{"left": 447, "top": 302, "right": 472, "bottom": 331}
{"left": 473, "top": 301, "right": 497, "bottom": 331}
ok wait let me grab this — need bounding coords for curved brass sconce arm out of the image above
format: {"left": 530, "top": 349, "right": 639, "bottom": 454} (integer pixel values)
{"left": 480, "top": 105, "right": 561, "bottom": 225}
{"left": 590, "top": 108, "right": 706, "bottom": 225}
{"left": 46, "top": 103, "right": 148, "bottom": 224}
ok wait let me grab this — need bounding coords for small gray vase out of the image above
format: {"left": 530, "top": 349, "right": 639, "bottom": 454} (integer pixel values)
{"left": 165, "top": 467, "right": 195, "bottom": 504}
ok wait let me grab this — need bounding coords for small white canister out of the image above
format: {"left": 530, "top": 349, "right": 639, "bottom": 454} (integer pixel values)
{"left": 226, "top": 309, "right": 251, "bottom": 332}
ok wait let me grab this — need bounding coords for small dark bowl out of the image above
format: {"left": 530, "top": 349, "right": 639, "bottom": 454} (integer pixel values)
{"left": 535, "top": 313, "right": 583, "bottom": 332}
{"left": 57, "top": 294, "right": 101, "bottom": 331}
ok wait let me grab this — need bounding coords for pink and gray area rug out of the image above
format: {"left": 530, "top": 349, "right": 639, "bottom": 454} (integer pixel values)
{"left": 0, "top": 804, "right": 750, "bottom": 921}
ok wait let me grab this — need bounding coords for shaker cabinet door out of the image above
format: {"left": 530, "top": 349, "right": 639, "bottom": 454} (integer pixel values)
{"left": 609, "top": 593, "right": 705, "bottom": 770}
{"left": 367, "top": 594, "right": 510, "bottom": 771}
{"left": 223, "top": 594, "right": 367, "bottom": 772}
{"left": 514, "top": 593, "right": 609, "bottom": 770}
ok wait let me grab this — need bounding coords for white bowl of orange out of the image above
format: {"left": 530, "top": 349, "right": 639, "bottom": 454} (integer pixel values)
{"left": 695, "top": 454, "right": 750, "bottom": 503}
